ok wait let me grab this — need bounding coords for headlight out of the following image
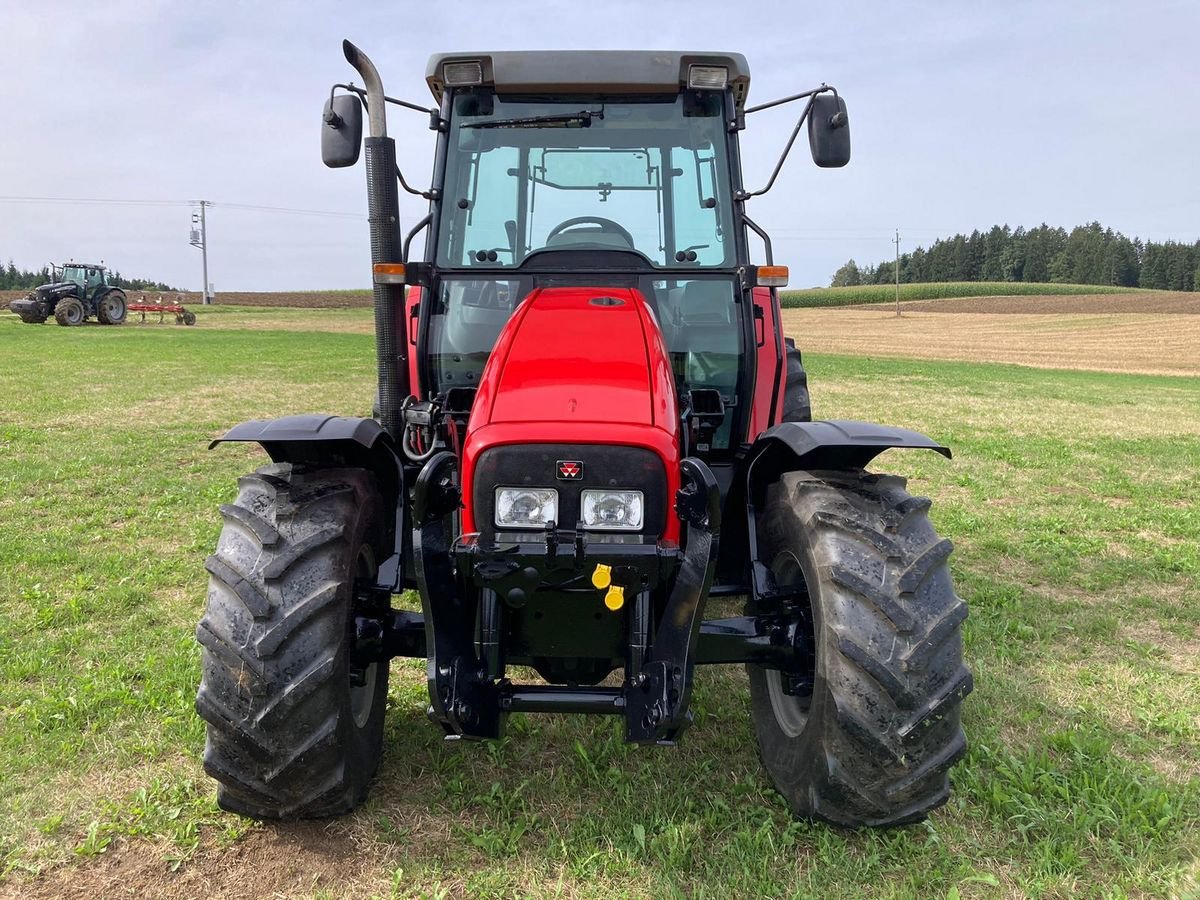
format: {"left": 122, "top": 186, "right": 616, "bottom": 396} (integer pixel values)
{"left": 581, "top": 490, "right": 644, "bottom": 530}
{"left": 495, "top": 487, "right": 558, "bottom": 528}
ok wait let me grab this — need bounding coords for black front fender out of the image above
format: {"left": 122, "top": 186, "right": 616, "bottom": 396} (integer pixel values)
{"left": 210, "top": 413, "right": 392, "bottom": 456}
{"left": 717, "top": 420, "right": 951, "bottom": 591}
{"left": 210, "top": 414, "right": 408, "bottom": 588}
{"left": 746, "top": 419, "right": 950, "bottom": 474}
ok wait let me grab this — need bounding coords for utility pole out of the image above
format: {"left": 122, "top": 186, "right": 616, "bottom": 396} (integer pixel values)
{"left": 893, "top": 228, "right": 902, "bottom": 317}
{"left": 190, "top": 200, "right": 213, "bottom": 304}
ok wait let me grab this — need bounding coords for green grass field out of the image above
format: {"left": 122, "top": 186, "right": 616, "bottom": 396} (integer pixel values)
{"left": 780, "top": 282, "right": 1144, "bottom": 308}
{"left": 1, "top": 309, "right": 1197, "bottom": 898}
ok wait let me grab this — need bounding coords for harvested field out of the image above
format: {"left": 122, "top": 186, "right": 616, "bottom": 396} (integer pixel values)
{"left": 782, "top": 307, "right": 1200, "bottom": 376}
{"left": 899, "top": 291, "right": 1200, "bottom": 315}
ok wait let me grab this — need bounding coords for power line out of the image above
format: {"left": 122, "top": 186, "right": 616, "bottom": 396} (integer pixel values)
{"left": 207, "top": 201, "right": 364, "bottom": 220}
{"left": 0, "top": 195, "right": 180, "bottom": 207}
{"left": 0, "top": 195, "right": 364, "bottom": 220}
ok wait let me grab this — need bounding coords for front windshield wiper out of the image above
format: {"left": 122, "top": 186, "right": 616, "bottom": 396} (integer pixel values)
{"left": 462, "top": 107, "right": 604, "bottom": 130}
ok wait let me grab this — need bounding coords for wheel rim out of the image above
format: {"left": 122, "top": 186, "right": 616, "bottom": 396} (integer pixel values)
{"left": 765, "top": 551, "right": 812, "bottom": 739}
{"left": 349, "top": 545, "right": 378, "bottom": 729}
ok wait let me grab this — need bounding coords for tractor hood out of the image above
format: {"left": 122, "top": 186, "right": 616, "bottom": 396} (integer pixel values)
{"left": 471, "top": 286, "right": 675, "bottom": 429}
{"left": 460, "top": 285, "right": 683, "bottom": 540}
{"left": 35, "top": 283, "right": 77, "bottom": 297}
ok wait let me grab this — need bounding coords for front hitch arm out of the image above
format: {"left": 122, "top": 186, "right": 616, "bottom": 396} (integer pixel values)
{"left": 626, "top": 457, "right": 721, "bottom": 744}
{"left": 412, "top": 451, "right": 503, "bottom": 740}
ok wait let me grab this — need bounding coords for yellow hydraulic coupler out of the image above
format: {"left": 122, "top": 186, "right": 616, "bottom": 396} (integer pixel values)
{"left": 591, "top": 564, "right": 625, "bottom": 611}
{"left": 591, "top": 564, "right": 612, "bottom": 589}
{"left": 604, "top": 585, "right": 625, "bottom": 611}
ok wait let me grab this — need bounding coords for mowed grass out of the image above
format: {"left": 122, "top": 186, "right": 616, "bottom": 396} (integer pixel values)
{"left": 781, "top": 282, "right": 1145, "bottom": 308}
{"left": 1, "top": 309, "right": 1198, "bottom": 899}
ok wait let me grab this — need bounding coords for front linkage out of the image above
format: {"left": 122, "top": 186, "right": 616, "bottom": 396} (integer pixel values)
{"left": 404, "top": 452, "right": 722, "bottom": 744}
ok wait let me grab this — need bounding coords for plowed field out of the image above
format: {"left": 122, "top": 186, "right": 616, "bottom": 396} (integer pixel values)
{"left": 0, "top": 290, "right": 372, "bottom": 310}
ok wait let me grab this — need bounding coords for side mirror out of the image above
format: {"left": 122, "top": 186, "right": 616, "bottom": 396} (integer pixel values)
{"left": 807, "top": 94, "right": 851, "bottom": 168}
{"left": 322, "top": 94, "right": 363, "bottom": 168}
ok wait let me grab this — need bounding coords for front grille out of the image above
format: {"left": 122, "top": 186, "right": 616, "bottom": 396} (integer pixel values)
{"left": 473, "top": 443, "right": 667, "bottom": 535}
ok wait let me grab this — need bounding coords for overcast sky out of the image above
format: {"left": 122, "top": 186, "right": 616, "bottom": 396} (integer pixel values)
{"left": 1, "top": 0, "right": 1197, "bottom": 291}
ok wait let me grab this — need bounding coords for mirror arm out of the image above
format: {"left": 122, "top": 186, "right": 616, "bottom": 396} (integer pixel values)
{"left": 742, "top": 213, "right": 774, "bottom": 266}
{"left": 329, "top": 77, "right": 436, "bottom": 199}
{"left": 396, "top": 166, "right": 434, "bottom": 200}
{"left": 737, "top": 84, "right": 840, "bottom": 200}
{"left": 736, "top": 94, "right": 817, "bottom": 200}
{"left": 402, "top": 213, "right": 433, "bottom": 264}
{"left": 744, "top": 84, "right": 835, "bottom": 116}
{"left": 331, "top": 83, "right": 436, "bottom": 120}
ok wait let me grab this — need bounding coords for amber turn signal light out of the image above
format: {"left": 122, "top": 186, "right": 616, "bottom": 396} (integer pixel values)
{"left": 372, "top": 263, "right": 406, "bottom": 285}
{"left": 755, "top": 265, "right": 789, "bottom": 288}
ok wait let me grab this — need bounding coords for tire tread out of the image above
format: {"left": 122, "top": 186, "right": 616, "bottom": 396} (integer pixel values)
{"left": 195, "top": 465, "right": 386, "bottom": 819}
{"left": 748, "top": 469, "right": 971, "bottom": 826}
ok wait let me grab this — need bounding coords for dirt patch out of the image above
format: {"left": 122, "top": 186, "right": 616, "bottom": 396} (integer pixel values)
{"left": 3, "top": 825, "right": 389, "bottom": 900}
{"left": 898, "top": 291, "right": 1200, "bottom": 315}
{"left": 784, "top": 308, "right": 1200, "bottom": 376}
{"left": 1119, "top": 620, "right": 1200, "bottom": 676}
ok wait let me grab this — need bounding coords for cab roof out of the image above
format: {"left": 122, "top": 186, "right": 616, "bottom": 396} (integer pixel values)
{"left": 426, "top": 51, "right": 751, "bottom": 110}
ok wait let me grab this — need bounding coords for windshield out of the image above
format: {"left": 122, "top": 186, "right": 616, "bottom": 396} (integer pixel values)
{"left": 436, "top": 92, "right": 735, "bottom": 270}
{"left": 60, "top": 266, "right": 87, "bottom": 285}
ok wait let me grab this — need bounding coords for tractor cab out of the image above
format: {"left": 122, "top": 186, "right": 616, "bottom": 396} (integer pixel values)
{"left": 425, "top": 66, "right": 748, "bottom": 455}
{"left": 55, "top": 263, "right": 108, "bottom": 298}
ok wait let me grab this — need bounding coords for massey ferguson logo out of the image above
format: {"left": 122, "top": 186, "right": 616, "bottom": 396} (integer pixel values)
{"left": 556, "top": 460, "right": 583, "bottom": 480}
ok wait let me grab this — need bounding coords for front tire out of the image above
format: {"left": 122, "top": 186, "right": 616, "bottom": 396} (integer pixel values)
{"left": 748, "top": 470, "right": 971, "bottom": 826}
{"left": 195, "top": 464, "right": 389, "bottom": 819}
{"left": 54, "top": 297, "right": 85, "bottom": 326}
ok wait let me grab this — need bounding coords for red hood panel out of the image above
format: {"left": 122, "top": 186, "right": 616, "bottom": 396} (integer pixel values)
{"left": 487, "top": 287, "right": 655, "bottom": 426}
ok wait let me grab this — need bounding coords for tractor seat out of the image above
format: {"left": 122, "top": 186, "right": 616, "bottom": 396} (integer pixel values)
{"left": 671, "top": 280, "right": 736, "bottom": 353}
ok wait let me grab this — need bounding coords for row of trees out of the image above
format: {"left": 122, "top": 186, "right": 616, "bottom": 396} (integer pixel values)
{"left": 0, "top": 259, "right": 176, "bottom": 292}
{"left": 832, "top": 223, "right": 1200, "bottom": 292}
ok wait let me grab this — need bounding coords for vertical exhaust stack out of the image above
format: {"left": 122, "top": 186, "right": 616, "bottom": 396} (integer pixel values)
{"left": 343, "top": 40, "right": 408, "bottom": 440}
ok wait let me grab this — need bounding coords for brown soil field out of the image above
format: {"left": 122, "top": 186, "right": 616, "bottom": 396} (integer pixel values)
{"left": 0, "top": 289, "right": 372, "bottom": 310}
{"left": 782, "top": 307, "right": 1200, "bottom": 376}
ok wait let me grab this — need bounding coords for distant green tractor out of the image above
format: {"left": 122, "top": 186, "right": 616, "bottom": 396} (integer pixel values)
{"left": 10, "top": 263, "right": 128, "bottom": 326}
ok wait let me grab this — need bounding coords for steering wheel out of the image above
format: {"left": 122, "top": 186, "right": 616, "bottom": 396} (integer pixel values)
{"left": 545, "top": 216, "right": 635, "bottom": 248}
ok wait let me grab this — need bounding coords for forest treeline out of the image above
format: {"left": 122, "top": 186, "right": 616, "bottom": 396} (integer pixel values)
{"left": 0, "top": 259, "right": 176, "bottom": 292}
{"left": 832, "top": 223, "right": 1199, "bottom": 292}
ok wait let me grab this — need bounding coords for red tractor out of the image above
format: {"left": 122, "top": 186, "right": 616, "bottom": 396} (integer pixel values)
{"left": 196, "top": 44, "right": 971, "bottom": 827}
